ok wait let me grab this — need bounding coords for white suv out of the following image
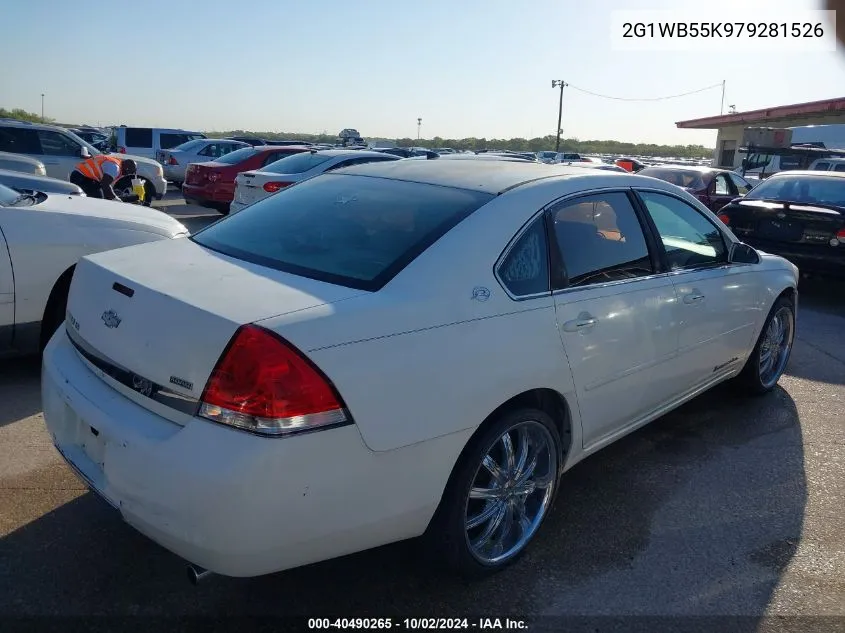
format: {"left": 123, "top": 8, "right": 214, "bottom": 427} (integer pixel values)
{"left": 0, "top": 120, "right": 168, "bottom": 203}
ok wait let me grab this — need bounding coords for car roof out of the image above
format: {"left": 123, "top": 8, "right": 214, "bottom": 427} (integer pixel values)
{"left": 766, "top": 170, "right": 845, "bottom": 178}
{"left": 259, "top": 144, "right": 311, "bottom": 151}
{"left": 335, "top": 159, "right": 595, "bottom": 194}
{"left": 311, "top": 149, "right": 394, "bottom": 158}
{"left": 640, "top": 164, "right": 717, "bottom": 173}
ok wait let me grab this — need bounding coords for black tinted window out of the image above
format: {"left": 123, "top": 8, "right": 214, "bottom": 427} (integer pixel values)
{"left": 192, "top": 174, "right": 493, "bottom": 291}
{"left": 550, "top": 192, "right": 653, "bottom": 287}
{"left": 498, "top": 217, "right": 549, "bottom": 297}
{"left": 0, "top": 127, "right": 40, "bottom": 153}
{"left": 639, "top": 192, "right": 727, "bottom": 269}
{"left": 160, "top": 133, "right": 203, "bottom": 149}
{"left": 125, "top": 128, "right": 153, "bottom": 147}
{"left": 215, "top": 147, "right": 260, "bottom": 164}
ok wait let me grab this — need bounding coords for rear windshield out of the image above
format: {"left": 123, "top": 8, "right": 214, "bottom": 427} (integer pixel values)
{"left": 261, "top": 152, "right": 333, "bottom": 174}
{"left": 214, "top": 147, "right": 260, "bottom": 164}
{"left": 172, "top": 139, "right": 206, "bottom": 152}
{"left": 192, "top": 174, "right": 493, "bottom": 291}
{"left": 744, "top": 174, "right": 845, "bottom": 207}
{"left": 639, "top": 167, "right": 707, "bottom": 190}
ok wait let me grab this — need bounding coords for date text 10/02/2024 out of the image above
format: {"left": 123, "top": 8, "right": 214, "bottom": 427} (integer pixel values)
{"left": 307, "top": 618, "right": 528, "bottom": 630}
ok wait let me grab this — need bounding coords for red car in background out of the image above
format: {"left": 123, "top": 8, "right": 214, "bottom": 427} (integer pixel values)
{"left": 182, "top": 145, "right": 310, "bottom": 214}
{"left": 636, "top": 165, "right": 756, "bottom": 213}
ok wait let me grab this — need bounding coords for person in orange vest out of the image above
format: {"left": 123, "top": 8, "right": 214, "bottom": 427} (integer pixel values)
{"left": 69, "top": 155, "right": 138, "bottom": 200}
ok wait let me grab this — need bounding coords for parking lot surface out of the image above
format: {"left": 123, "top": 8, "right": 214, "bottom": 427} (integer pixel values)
{"left": 0, "top": 193, "right": 843, "bottom": 629}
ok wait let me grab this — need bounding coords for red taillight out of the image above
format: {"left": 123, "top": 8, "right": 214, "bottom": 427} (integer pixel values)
{"left": 263, "top": 181, "right": 293, "bottom": 193}
{"left": 199, "top": 325, "right": 347, "bottom": 436}
{"left": 717, "top": 213, "right": 730, "bottom": 225}
{"left": 118, "top": 146, "right": 126, "bottom": 154}
{"left": 168, "top": 156, "right": 178, "bottom": 165}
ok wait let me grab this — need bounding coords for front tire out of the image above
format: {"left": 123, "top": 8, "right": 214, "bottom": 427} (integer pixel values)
{"left": 735, "top": 295, "right": 795, "bottom": 394}
{"left": 428, "top": 408, "right": 560, "bottom": 577}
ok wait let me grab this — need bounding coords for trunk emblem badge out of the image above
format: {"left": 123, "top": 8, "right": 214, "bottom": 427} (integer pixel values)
{"left": 101, "top": 310, "right": 122, "bottom": 329}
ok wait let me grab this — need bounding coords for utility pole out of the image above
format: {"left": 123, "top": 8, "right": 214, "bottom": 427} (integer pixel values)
{"left": 417, "top": 117, "right": 422, "bottom": 141}
{"left": 41, "top": 93, "right": 44, "bottom": 121}
{"left": 552, "top": 80, "right": 567, "bottom": 152}
{"left": 720, "top": 80, "right": 725, "bottom": 115}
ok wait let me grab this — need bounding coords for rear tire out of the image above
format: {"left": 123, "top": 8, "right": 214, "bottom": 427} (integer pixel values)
{"left": 426, "top": 408, "right": 561, "bottom": 578}
{"left": 735, "top": 295, "right": 795, "bottom": 395}
{"left": 215, "top": 203, "right": 230, "bottom": 215}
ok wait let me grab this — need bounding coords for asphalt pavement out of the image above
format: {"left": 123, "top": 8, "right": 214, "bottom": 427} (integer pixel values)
{"left": 0, "top": 193, "right": 843, "bottom": 631}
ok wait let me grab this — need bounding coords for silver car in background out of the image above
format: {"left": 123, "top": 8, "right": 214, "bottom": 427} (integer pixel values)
{"left": 157, "top": 139, "right": 250, "bottom": 187}
{"left": 0, "top": 151, "right": 46, "bottom": 175}
{"left": 0, "top": 169, "right": 85, "bottom": 196}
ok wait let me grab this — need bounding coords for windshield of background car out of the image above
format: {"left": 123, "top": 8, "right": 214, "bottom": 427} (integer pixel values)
{"left": 213, "top": 147, "right": 260, "bottom": 165}
{"left": 63, "top": 129, "right": 102, "bottom": 156}
{"left": 639, "top": 168, "right": 707, "bottom": 190}
{"left": 260, "top": 152, "right": 333, "bottom": 174}
{"left": 744, "top": 174, "right": 845, "bottom": 207}
{"left": 172, "top": 139, "right": 206, "bottom": 152}
{"left": 192, "top": 174, "right": 494, "bottom": 291}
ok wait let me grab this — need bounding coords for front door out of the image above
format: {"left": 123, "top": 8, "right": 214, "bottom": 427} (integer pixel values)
{"left": 635, "top": 190, "right": 760, "bottom": 390}
{"left": 0, "top": 221, "right": 14, "bottom": 349}
{"left": 548, "top": 191, "right": 681, "bottom": 448}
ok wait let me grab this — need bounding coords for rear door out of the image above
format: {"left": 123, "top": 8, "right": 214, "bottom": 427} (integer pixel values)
{"left": 549, "top": 190, "right": 682, "bottom": 449}
{"left": 0, "top": 220, "right": 14, "bottom": 349}
{"left": 635, "top": 189, "right": 759, "bottom": 389}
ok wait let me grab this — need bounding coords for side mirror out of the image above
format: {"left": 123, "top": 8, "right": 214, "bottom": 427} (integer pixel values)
{"left": 729, "top": 242, "right": 760, "bottom": 265}
{"left": 79, "top": 146, "right": 91, "bottom": 159}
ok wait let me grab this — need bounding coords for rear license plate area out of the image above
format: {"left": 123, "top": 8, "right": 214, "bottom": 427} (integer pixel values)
{"left": 757, "top": 219, "right": 804, "bottom": 242}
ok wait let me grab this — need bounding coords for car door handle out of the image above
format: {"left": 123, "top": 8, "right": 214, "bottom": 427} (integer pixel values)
{"left": 683, "top": 293, "right": 705, "bottom": 304}
{"left": 562, "top": 313, "right": 598, "bottom": 332}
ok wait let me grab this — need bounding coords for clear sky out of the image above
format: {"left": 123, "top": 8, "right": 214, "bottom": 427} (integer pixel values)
{"left": 1, "top": 0, "right": 844, "bottom": 146}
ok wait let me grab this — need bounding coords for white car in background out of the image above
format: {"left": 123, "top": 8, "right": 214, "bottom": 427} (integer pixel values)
{"left": 0, "top": 120, "right": 168, "bottom": 204}
{"left": 0, "top": 150, "right": 46, "bottom": 175}
{"left": 43, "top": 161, "right": 797, "bottom": 580}
{"left": 0, "top": 182, "right": 187, "bottom": 357}
{"left": 158, "top": 139, "right": 250, "bottom": 187}
{"left": 230, "top": 149, "right": 399, "bottom": 214}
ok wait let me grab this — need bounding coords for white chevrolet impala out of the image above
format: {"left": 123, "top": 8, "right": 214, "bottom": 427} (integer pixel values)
{"left": 42, "top": 161, "right": 798, "bottom": 579}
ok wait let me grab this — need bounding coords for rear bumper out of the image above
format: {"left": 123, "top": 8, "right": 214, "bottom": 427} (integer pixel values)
{"left": 181, "top": 182, "right": 234, "bottom": 204}
{"left": 41, "top": 328, "right": 447, "bottom": 577}
{"left": 748, "top": 239, "right": 845, "bottom": 277}
{"left": 163, "top": 165, "right": 186, "bottom": 183}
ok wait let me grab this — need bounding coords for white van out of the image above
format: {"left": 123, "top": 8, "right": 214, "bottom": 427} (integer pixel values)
{"left": 109, "top": 126, "right": 206, "bottom": 159}
{"left": 808, "top": 157, "right": 845, "bottom": 172}
{"left": 741, "top": 124, "right": 845, "bottom": 177}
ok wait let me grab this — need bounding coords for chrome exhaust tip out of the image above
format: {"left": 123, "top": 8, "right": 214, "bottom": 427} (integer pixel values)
{"left": 187, "top": 564, "right": 212, "bottom": 585}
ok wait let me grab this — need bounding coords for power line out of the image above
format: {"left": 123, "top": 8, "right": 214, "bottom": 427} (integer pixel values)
{"left": 565, "top": 82, "right": 723, "bottom": 102}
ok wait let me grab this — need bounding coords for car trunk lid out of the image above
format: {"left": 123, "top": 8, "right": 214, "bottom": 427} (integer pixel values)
{"left": 65, "top": 238, "right": 365, "bottom": 424}
{"left": 734, "top": 199, "right": 845, "bottom": 244}
{"left": 234, "top": 171, "right": 300, "bottom": 207}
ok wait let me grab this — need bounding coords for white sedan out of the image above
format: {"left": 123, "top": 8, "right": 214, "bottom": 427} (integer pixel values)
{"left": 0, "top": 182, "right": 188, "bottom": 358}
{"left": 230, "top": 149, "right": 399, "bottom": 214}
{"left": 43, "top": 161, "right": 797, "bottom": 579}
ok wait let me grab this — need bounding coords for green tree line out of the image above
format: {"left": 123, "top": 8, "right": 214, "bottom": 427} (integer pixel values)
{"left": 0, "top": 107, "right": 54, "bottom": 124}
{"left": 210, "top": 130, "right": 712, "bottom": 158}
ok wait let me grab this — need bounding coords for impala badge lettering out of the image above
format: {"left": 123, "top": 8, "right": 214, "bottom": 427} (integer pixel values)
{"left": 471, "top": 286, "right": 491, "bottom": 302}
{"left": 101, "top": 310, "right": 122, "bottom": 329}
{"left": 169, "top": 376, "right": 194, "bottom": 391}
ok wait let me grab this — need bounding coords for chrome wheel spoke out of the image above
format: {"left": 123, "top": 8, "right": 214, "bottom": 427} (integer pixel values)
{"left": 471, "top": 502, "right": 507, "bottom": 550}
{"left": 501, "top": 432, "right": 516, "bottom": 476}
{"left": 482, "top": 455, "right": 505, "bottom": 484}
{"left": 515, "top": 454, "right": 538, "bottom": 486}
{"left": 516, "top": 501, "right": 532, "bottom": 537}
{"left": 467, "top": 501, "right": 502, "bottom": 530}
{"left": 489, "top": 504, "right": 515, "bottom": 558}
{"left": 513, "top": 427, "right": 530, "bottom": 479}
{"left": 470, "top": 486, "right": 500, "bottom": 500}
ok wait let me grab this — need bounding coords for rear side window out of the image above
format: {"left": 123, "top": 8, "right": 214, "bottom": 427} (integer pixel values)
{"left": 497, "top": 217, "right": 549, "bottom": 297}
{"left": 124, "top": 128, "right": 153, "bottom": 148}
{"left": 814, "top": 162, "right": 830, "bottom": 171}
{"left": 192, "top": 174, "right": 494, "bottom": 291}
{"left": 261, "top": 152, "right": 332, "bottom": 173}
{"left": 550, "top": 192, "right": 654, "bottom": 287}
{"left": 0, "top": 127, "right": 41, "bottom": 153}
{"left": 214, "top": 147, "right": 260, "bottom": 165}
{"left": 172, "top": 139, "right": 205, "bottom": 152}
{"left": 835, "top": 164, "right": 845, "bottom": 172}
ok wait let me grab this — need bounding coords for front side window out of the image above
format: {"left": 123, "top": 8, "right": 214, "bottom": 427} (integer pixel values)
{"left": 835, "top": 164, "right": 845, "bottom": 172}
{"left": 199, "top": 143, "right": 222, "bottom": 158}
{"left": 36, "top": 130, "right": 80, "bottom": 156}
{"left": 192, "top": 174, "right": 493, "bottom": 291}
{"left": 729, "top": 173, "right": 752, "bottom": 195}
{"left": 714, "top": 174, "right": 731, "bottom": 195}
{"left": 497, "top": 217, "right": 549, "bottom": 297}
{"left": 813, "top": 162, "right": 830, "bottom": 171}
{"left": 550, "top": 192, "right": 654, "bottom": 287}
{"left": 638, "top": 191, "right": 727, "bottom": 270}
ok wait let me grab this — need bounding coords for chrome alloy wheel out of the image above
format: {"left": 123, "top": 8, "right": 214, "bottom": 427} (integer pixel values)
{"left": 464, "top": 420, "right": 557, "bottom": 565}
{"left": 758, "top": 305, "right": 794, "bottom": 389}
